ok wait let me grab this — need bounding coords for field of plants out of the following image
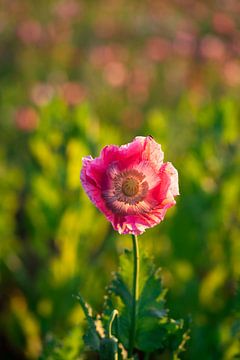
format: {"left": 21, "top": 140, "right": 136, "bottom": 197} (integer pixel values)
{"left": 1, "top": 0, "right": 240, "bottom": 359}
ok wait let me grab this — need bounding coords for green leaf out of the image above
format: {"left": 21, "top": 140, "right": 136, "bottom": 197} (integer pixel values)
{"left": 99, "top": 337, "right": 118, "bottom": 360}
{"left": 103, "top": 249, "right": 189, "bottom": 354}
{"left": 77, "top": 294, "right": 101, "bottom": 351}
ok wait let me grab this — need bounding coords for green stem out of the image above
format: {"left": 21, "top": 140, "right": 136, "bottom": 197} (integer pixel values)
{"left": 108, "top": 309, "right": 118, "bottom": 338}
{"left": 128, "top": 234, "right": 140, "bottom": 357}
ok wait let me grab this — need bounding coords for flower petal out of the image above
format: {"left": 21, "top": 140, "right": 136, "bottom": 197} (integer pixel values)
{"left": 80, "top": 157, "right": 113, "bottom": 219}
{"left": 135, "top": 136, "right": 164, "bottom": 171}
{"left": 100, "top": 139, "right": 143, "bottom": 170}
{"left": 160, "top": 162, "right": 179, "bottom": 196}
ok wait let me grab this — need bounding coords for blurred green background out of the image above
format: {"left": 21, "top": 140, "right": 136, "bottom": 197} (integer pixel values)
{"left": 0, "top": 0, "right": 240, "bottom": 359}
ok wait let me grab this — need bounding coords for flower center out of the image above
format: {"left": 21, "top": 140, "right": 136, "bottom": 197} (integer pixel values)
{"left": 122, "top": 177, "right": 139, "bottom": 197}
{"left": 102, "top": 167, "right": 150, "bottom": 215}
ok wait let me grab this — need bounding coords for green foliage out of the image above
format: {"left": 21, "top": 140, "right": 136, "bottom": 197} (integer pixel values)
{"left": 77, "top": 249, "right": 189, "bottom": 358}
{"left": 40, "top": 327, "right": 83, "bottom": 360}
{"left": 77, "top": 296, "right": 126, "bottom": 359}
{"left": 99, "top": 338, "right": 118, "bottom": 360}
{"left": 74, "top": 246, "right": 189, "bottom": 360}
{"left": 76, "top": 295, "right": 101, "bottom": 352}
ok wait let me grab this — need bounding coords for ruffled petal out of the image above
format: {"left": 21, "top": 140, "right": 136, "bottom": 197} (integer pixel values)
{"left": 134, "top": 160, "right": 160, "bottom": 189}
{"left": 113, "top": 196, "right": 176, "bottom": 235}
{"left": 163, "top": 162, "right": 179, "bottom": 196}
{"left": 80, "top": 157, "right": 114, "bottom": 220}
{"left": 147, "top": 161, "right": 179, "bottom": 205}
{"left": 135, "top": 136, "right": 164, "bottom": 171}
{"left": 81, "top": 156, "right": 104, "bottom": 188}
{"left": 158, "top": 162, "right": 179, "bottom": 198}
{"left": 100, "top": 139, "right": 143, "bottom": 170}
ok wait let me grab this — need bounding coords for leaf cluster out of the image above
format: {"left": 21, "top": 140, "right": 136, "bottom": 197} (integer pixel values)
{"left": 79, "top": 250, "right": 190, "bottom": 359}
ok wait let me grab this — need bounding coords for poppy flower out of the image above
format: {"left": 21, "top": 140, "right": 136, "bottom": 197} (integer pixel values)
{"left": 80, "top": 136, "right": 179, "bottom": 235}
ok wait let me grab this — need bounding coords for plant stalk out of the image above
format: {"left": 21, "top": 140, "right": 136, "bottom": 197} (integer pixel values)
{"left": 108, "top": 309, "right": 118, "bottom": 338}
{"left": 128, "top": 234, "right": 140, "bottom": 357}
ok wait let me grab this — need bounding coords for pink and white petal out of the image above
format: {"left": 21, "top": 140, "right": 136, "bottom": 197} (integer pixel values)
{"left": 160, "top": 162, "right": 179, "bottom": 196}
{"left": 81, "top": 159, "right": 114, "bottom": 220}
{"left": 105, "top": 162, "right": 120, "bottom": 180}
{"left": 147, "top": 178, "right": 170, "bottom": 206}
{"left": 138, "top": 200, "right": 175, "bottom": 229}
{"left": 81, "top": 155, "right": 105, "bottom": 188}
{"left": 147, "top": 161, "right": 179, "bottom": 205}
{"left": 100, "top": 145, "right": 120, "bottom": 165}
{"left": 111, "top": 215, "right": 129, "bottom": 234}
{"left": 125, "top": 212, "right": 158, "bottom": 234}
{"left": 122, "top": 198, "right": 176, "bottom": 235}
{"left": 135, "top": 161, "right": 160, "bottom": 189}
{"left": 114, "top": 217, "right": 145, "bottom": 235}
{"left": 118, "top": 137, "right": 144, "bottom": 166}
{"left": 111, "top": 213, "right": 154, "bottom": 235}
{"left": 100, "top": 139, "right": 143, "bottom": 170}
{"left": 137, "top": 136, "right": 164, "bottom": 171}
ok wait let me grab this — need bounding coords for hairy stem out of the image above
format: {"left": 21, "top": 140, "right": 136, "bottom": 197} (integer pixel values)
{"left": 128, "top": 234, "right": 140, "bottom": 357}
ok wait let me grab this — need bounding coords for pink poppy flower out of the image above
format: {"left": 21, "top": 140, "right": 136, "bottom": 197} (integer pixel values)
{"left": 80, "top": 136, "right": 179, "bottom": 235}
